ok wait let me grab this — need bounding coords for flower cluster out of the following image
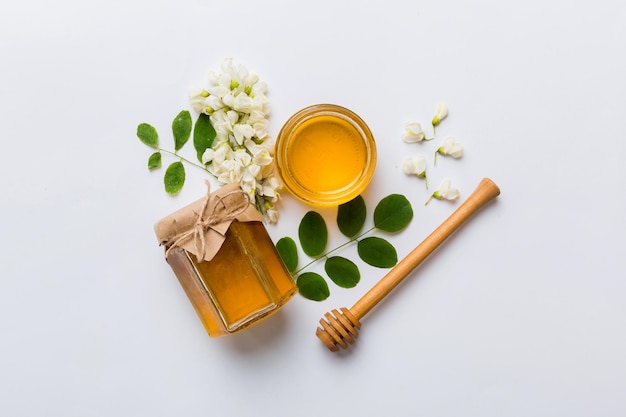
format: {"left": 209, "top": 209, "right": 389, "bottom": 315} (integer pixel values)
{"left": 189, "top": 58, "right": 280, "bottom": 222}
{"left": 401, "top": 103, "right": 463, "bottom": 205}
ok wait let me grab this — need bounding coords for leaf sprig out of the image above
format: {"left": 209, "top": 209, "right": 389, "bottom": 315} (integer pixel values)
{"left": 136, "top": 111, "right": 216, "bottom": 195}
{"left": 276, "top": 194, "right": 413, "bottom": 301}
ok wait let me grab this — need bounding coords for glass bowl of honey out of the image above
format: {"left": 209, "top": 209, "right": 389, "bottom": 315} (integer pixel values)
{"left": 275, "top": 104, "right": 377, "bottom": 206}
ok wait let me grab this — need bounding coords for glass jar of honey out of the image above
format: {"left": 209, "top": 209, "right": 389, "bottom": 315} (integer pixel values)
{"left": 274, "top": 104, "right": 377, "bottom": 206}
{"left": 154, "top": 184, "right": 297, "bottom": 337}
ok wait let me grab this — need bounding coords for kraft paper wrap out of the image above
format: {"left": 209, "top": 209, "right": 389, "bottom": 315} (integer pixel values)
{"left": 154, "top": 183, "right": 263, "bottom": 262}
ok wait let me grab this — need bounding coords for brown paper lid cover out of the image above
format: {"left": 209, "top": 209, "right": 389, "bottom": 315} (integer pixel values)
{"left": 154, "top": 183, "right": 263, "bottom": 261}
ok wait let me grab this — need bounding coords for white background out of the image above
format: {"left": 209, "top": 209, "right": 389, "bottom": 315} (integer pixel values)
{"left": 1, "top": 0, "right": 625, "bottom": 416}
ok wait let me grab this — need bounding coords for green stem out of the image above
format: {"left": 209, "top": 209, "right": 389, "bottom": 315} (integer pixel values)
{"left": 159, "top": 147, "right": 210, "bottom": 174}
{"left": 293, "top": 226, "right": 376, "bottom": 276}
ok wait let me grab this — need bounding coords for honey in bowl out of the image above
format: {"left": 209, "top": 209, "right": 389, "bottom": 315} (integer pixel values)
{"left": 275, "top": 104, "right": 377, "bottom": 206}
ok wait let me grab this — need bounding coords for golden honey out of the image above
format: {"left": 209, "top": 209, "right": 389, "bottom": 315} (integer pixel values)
{"left": 165, "top": 221, "right": 296, "bottom": 337}
{"left": 275, "top": 104, "right": 376, "bottom": 206}
{"left": 155, "top": 185, "right": 297, "bottom": 338}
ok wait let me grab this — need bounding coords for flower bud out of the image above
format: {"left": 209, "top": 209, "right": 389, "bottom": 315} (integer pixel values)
{"left": 431, "top": 103, "right": 448, "bottom": 127}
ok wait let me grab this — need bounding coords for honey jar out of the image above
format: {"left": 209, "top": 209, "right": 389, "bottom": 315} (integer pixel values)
{"left": 154, "top": 184, "right": 297, "bottom": 337}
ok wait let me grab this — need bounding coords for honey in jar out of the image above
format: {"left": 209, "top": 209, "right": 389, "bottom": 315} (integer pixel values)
{"left": 154, "top": 184, "right": 296, "bottom": 337}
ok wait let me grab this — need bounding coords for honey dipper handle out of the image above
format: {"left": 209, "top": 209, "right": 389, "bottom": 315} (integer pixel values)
{"left": 350, "top": 178, "right": 500, "bottom": 319}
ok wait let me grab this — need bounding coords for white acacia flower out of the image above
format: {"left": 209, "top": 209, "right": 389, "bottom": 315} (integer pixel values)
{"left": 241, "top": 181, "right": 256, "bottom": 200}
{"left": 243, "top": 138, "right": 262, "bottom": 154}
{"left": 221, "top": 92, "right": 236, "bottom": 108}
{"left": 252, "top": 149, "right": 273, "bottom": 167}
{"left": 204, "top": 143, "right": 231, "bottom": 165}
{"left": 244, "top": 163, "right": 261, "bottom": 181}
{"left": 251, "top": 93, "right": 269, "bottom": 111}
{"left": 426, "top": 178, "right": 460, "bottom": 205}
{"left": 203, "top": 95, "right": 223, "bottom": 114}
{"left": 260, "top": 175, "right": 280, "bottom": 198}
{"left": 245, "top": 77, "right": 266, "bottom": 97}
{"left": 206, "top": 83, "right": 229, "bottom": 99}
{"left": 217, "top": 159, "right": 244, "bottom": 184}
{"left": 190, "top": 58, "right": 282, "bottom": 222}
{"left": 248, "top": 111, "right": 269, "bottom": 139}
{"left": 232, "top": 94, "right": 254, "bottom": 113}
{"left": 244, "top": 140, "right": 274, "bottom": 165}
{"left": 260, "top": 163, "right": 275, "bottom": 179}
{"left": 233, "top": 148, "right": 252, "bottom": 166}
{"left": 188, "top": 88, "right": 209, "bottom": 113}
{"left": 225, "top": 110, "right": 239, "bottom": 126}
{"left": 402, "top": 155, "right": 426, "bottom": 176}
{"left": 435, "top": 136, "right": 464, "bottom": 164}
{"left": 266, "top": 206, "right": 279, "bottom": 223}
{"left": 431, "top": 103, "right": 448, "bottom": 130}
{"left": 402, "top": 121, "right": 428, "bottom": 143}
{"left": 402, "top": 155, "right": 428, "bottom": 189}
{"left": 222, "top": 59, "right": 249, "bottom": 88}
{"left": 205, "top": 73, "right": 230, "bottom": 109}
{"left": 248, "top": 108, "right": 267, "bottom": 123}
{"left": 233, "top": 123, "right": 254, "bottom": 145}
{"left": 201, "top": 148, "right": 215, "bottom": 165}
{"left": 209, "top": 109, "right": 232, "bottom": 140}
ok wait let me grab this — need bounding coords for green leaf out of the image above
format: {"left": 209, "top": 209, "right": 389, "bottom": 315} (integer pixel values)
{"left": 136, "top": 123, "right": 159, "bottom": 148}
{"left": 164, "top": 161, "right": 185, "bottom": 194}
{"left": 325, "top": 256, "right": 360, "bottom": 288}
{"left": 193, "top": 113, "right": 216, "bottom": 162}
{"left": 337, "top": 195, "right": 366, "bottom": 238}
{"left": 373, "top": 194, "right": 413, "bottom": 233}
{"left": 358, "top": 237, "right": 398, "bottom": 268}
{"left": 298, "top": 211, "right": 328, "bottom": 257}
{"left": 297, "top": 272, "right": 330, "bottom": 301}
{"left": 276, "top": 237, "right": 298, "bottom": 272}
{"left": 147, "top": 152, "right": 162, "bottom": 170}
{"left": 172, "top": 110, "right": 192, "bottom": 151}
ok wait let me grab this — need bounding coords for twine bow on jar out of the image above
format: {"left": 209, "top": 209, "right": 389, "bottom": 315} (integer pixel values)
{"left": 154, "top": 182, "right": 264, "bottom": 262}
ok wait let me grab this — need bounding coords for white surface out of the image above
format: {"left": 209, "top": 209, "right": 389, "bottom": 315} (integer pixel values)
{"left": 1, "top": 0, "right": 625, "bottom": 416}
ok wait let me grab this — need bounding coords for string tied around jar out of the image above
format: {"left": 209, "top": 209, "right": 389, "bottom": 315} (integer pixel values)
{"left": 157, "top": 181, "right": 264, "bottom": 262}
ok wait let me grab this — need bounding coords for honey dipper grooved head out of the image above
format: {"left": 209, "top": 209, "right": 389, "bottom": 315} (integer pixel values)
{"left": 316, "top": 307, "right": 362, "bottom": 352}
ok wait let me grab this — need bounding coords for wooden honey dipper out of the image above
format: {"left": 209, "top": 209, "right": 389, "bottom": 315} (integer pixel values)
{"left": 316, "top": 178, "right": 501, "bottom": 351}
